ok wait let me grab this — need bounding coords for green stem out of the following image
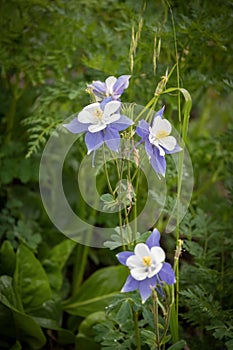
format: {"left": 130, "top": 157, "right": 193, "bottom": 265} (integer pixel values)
{"left": 152, "top": 290, "right": 161, "bottom": 350}
{"left": 102, "top": 145, "right": 114, "bottom": 196}
{"left": 133, "top": 310, "right": 141, "bottom": 350}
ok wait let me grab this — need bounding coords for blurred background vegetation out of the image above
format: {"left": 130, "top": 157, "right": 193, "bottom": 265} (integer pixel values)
{"left": 0, "top": 0, "right": 232, "bottom": 349}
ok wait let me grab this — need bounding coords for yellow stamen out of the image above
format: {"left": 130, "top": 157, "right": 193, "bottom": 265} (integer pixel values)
{"left": 94, "top": 109, "right": 103, "bottom": 120}
{"left": 142, "top": 256, "right": 152, "bottom": 267}
{"left": 155, "top": 130, "right": 169, "bottom": 139}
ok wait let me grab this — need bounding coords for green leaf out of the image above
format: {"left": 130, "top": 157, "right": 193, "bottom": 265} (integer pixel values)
{"left": 0, "top": 240, "right": 16, "bottom": 276}
{"left": 167, "top": 340, "right": 187, "bottom": 350}
{"left": 78, "top": 311, "right": 106, "bottom": 337}
{"left": 100, "top": 193, "right": 115, "bottom": 203}
{"left": 0, "top": 276, "right": 46, "bottom": 349}
{"left": 43, "top": 239, "right": 76, "bottom": 293}
{"left": 63, "top": 265, "right": 128, "bottom": 317}
{"left": 13, "top": 244, "right": 52, "bottom": 313}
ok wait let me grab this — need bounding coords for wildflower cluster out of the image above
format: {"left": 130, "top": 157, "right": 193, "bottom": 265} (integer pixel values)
{"left": 64, "top": 75, "right": 179, "bottom": 302}
{"left": 64, "top": 75, "right": 181, "bottom": 177}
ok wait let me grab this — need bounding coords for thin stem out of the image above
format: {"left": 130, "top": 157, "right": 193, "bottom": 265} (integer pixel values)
{"left": 102, "top": 145, "right": 114, "bottom": 196}
{"left": 133, "top": 310, "right": 141, "bottom": 350}
{"left": 152, "top": 290, "right": 161, "bottom": 350}
{"left": 134, "top": 96, "right": 156, "bottom": 123}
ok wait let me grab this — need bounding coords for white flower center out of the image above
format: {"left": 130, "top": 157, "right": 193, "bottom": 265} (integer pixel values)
{"left": 126, "top": 243, "right": 165, "bottom": 281}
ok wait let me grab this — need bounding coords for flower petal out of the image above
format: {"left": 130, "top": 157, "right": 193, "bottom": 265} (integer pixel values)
{"left": 78, "top": 110, "right": 96, "bottom": 124}
{"left": 159, "top": 136, "right": 176, "bottom": 151}
{"left": 158, "top": 262, "right": 176, "bottom": 285}
{"left": 136, "top": 120, "right": 150, "bottom": 140}
{"left": 116, "top": 251, "right": 134, "bottom": 265}
{"left": 91, "top": 81, "right": 107, "bottom": 97}
{"left": 104, "top": 113, "right": 121, "bottom": 125}
{"left": 149, "top": 146, "right": 166, "bottom": 176}
{"left": 152, "top": 117, "right": 171, "bottom": 135}
{"left": 113, "top": 75, "right": 131, "bottom": 97}
{"left": 111, "top": 115, "right": 133, "bottom": 131}
{"left": 131, "top": 267, "right": 148, "bottom": 281}
{"left": 121, "top": 275, "right": 139, "bottom": 292}
{"left": 145, "top": 140, "right": 154, "bottom": 159}
{"left": 154, "top": 106, "right": 165, "bottom": 118}
{"left": 103, "top": 101, "right": 121, "bottom": 117}
{"left": 138, "top": 276, "right": 157, "bottom": 302}
{"left": 85, "top": 131, "right": 104, "bottom": 154}
{"left": 105, "top": 76, "right": 117, "bottom": 94}
{"left": 146, "top": 229, "right": 161, "bottom": 248}
{"left": 134, "top": 243, "right": 150, "bottom": 258}
{"left": 151, "top": 246, "right": 166, "bottom": 264}
{"left": 63, "top": 118, "right": 89, "bottom": 134}
{"left": 126, "top": 255, "right": 142, "bottom": 268}
{"left": 165, "top": 144, "right": 182, "bottom": 154}
{"left": 104, "top": 127, "right": 120, "bottom": 152}
{"left": 88, "top": 123, "right": 106, "bottom": 133}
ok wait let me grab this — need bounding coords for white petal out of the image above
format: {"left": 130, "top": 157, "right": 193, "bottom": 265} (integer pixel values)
{"left": 147, "top": 262, "right": 163, "bottom": 277}
{"left": 103, "top": 101, "right": 121, "bottom": 116}
{"left": 159, "top": 136, "right": 176, "bottom": 151}
{"left": 152, "top": 117, "right": 171, "bottom": 134}
{"left": 105, "top": 76, "right": 117, "bottom": 94}
{"left": 78, "top": 110, "right": 95, "bottom": 124}
{"left": 134, "top": 243, "right": 150, "bottom": 259}
{"left": 88, "top": 123, "right": 106, "bottom": 133}
{"left": 104, "top": 113, "right": 120, "bottom": 125}
{"left": 126, "top": 255, "right": 142, "bottom": 268}
{"left": 131, "top": 267, "right": 148, "bottom": 281}
{"left": 83, "top": 102, "right": 100, "bottom": 113}
{"left": 156, "top": 144, "right": 166, "bottom": 157}
{"left": 151, "top": 246, "right": 166, "bottom": 264}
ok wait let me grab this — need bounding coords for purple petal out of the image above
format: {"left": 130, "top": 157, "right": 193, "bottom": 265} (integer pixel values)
{"left": 116, "top": 251, "right": 134, "bottom": 265}
{"left": 111, "top": 115, "right": 133, "bottom": 131}
{"left": 144, "top": 140, "right": 154, "bottom": 158}
{"left": 121, "top": 275, "right": 139, "bottom": 292}
{"left": 63, "top": 118, "right": 89, "bottom": 134}
{"left": 154, "top": 106, "right": 165, "bottom": 118}
{"left": 136, "top": 120, "right": 150, "bottom": 140}
{"left": 138, "top": 275, "right": 157, "bottom": 302}
{"left": 104, "top": 127, "right": 120, "bottom": 152}
{"left": 91, "top": 81, "right": 107, "bottom": 97}
{"left": 100, "top": 97, "right": 114, "bottom": 109}
{"left": 148, "top": 144, "right": 166, "bottom": 176}
{"left": 146, "top": 229, "right": 161, "bottom": 248}
{"left": 158, "top": 262, "right": 176, "bottom": 285}
{"left": 165, "top": 144, "right": 182, "bottom": 154}
{"left": 113, "top": 75, "right": 131, "bottom": 98}
{"left": 85, "top": 131, "right": 104, "bottom": 154}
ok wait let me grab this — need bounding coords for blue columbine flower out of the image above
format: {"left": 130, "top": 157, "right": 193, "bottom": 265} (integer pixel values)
{"left": 87, "top": 75, "right": 131, "bottom": 103}
{"left": 63, "top": 100, "right": 133, "bottom": 154}
{"left": 116, "top": 229, "right": 176, "bottom": 303}
{"left": 136, "top": 107, "right": 182, "bottom": 177}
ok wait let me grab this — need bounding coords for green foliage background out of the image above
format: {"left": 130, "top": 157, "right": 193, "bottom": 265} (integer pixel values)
{"left": 0, "top": 0, "right": 232, "bottom": 349}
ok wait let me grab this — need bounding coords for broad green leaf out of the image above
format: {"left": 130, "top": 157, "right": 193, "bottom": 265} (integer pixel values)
{"left": 43, "top": 239, "right": 76, "bottom": 293}
{"left": 13, "top": 244, "right": 52, "bottom": 313}
{"left": 63, "top": 265, "right": 128, "bottom": 317}
{"left": 167, "top": 340, "right": 187, "bottom": 350}
{"left": 0, "top": 240, "right": 16, "bottom": 276}
{"left": 0, "top": 276, "right": 46, "bottom": 349}
{"left": 48, "top": 239, "right": 76, "bottom": 267}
